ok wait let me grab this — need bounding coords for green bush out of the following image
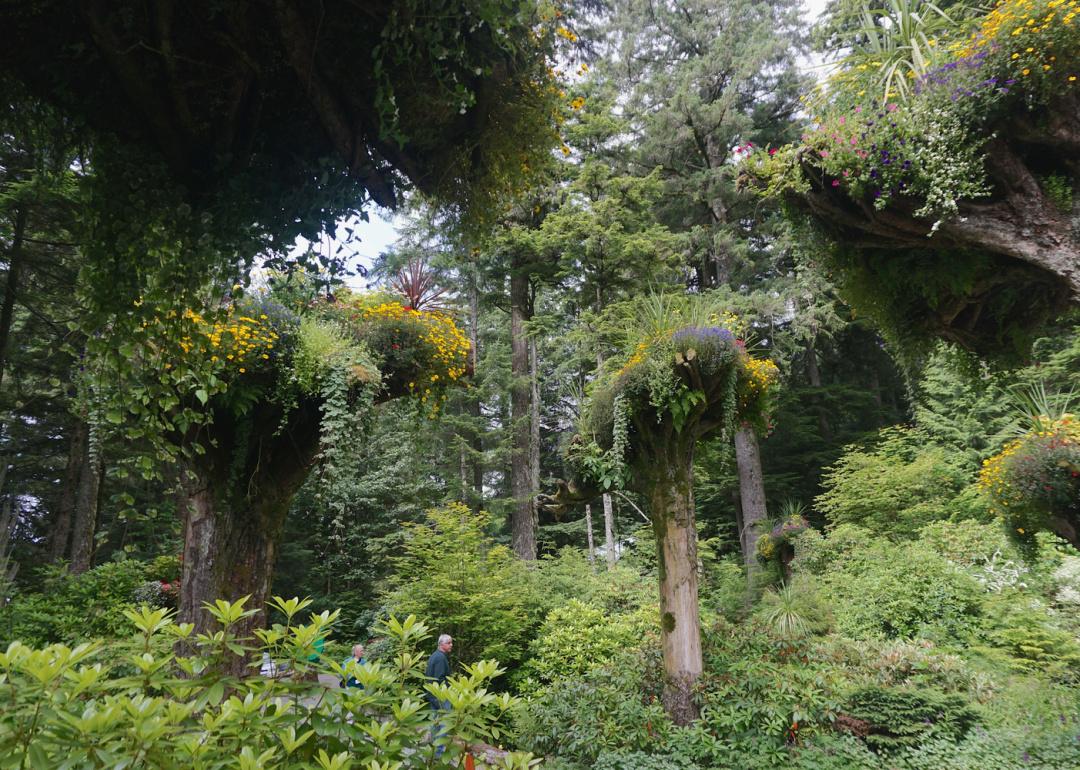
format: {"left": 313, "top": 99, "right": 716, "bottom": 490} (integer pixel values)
{"left": 5, "top": 559, "right": 163, "bottom": 645}
{"left": 383, "top": 503, "right": 535, "bottom": 668}
{"left": 817, "top": 427, "right": 976, "bottom": 539}
{"left": 515, "top": 599, "right": 655, "bottom": 693}
{"left": 841, "top": 686, "right": 980, "bottom": 754}
{"left": 512, "top": 644, "right": 671, "bottom": 764}
{"left": 592, "top": 750, "right": 697, "bottom": 770}
{"left": 978, "top": 592, "right": 1080, "bottom": 681}
{"left": 0, "top": 599, "right": 535, "bottom": 769}
{"left": 526, "top": 547, "right": 653, "bottom": 616}
{"left": 815, "top": 533, "right": 984, "bottom": 642}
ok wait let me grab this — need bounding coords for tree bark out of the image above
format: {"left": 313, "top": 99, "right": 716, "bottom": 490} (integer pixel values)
{"left": 805, "top": 338, "right": 832, "bottom": 441}
{"left": 734, "top": 424, "right": 767, "bottom": 572}
{"left": 0, "top": 206, "right": 28, "bottom": 390}
{"left": 603, "top": 493, "right": 616, "bottom": 566}
{"left": 68, "top": 432, "right": 104, "bottom": 575}
{"left": 529, "top": 336, "right": 542, "bottom": 549}
{"left": 509, "top": 266, "right": 536, "bottom": 560}
{"left": 641, "top": 445, "right": 702, "bottom": 726}
{"left": 466, "top": 261, "right": 484, "bottom": 510}
{"left": 177, "top": 397, "right": 323, "bottom": 670}
{"left": 50, "top": 419, "right": 88, "bottom": 562}
{"left": 584, "top": 503, "right": 595, "bottom": 564}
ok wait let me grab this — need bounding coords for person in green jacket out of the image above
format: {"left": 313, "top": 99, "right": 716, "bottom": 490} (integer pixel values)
{"left": 425, "top": 634, "right": 453, "bottom": 756}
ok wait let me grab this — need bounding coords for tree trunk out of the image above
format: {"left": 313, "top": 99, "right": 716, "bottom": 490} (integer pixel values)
{"left": 642, "top": 446, "right": 702, "bottom": 726}
{"left": 584, "top": 503, "right": 595, "bottom": 564}
{"left": 805, "top": 339, "right": 832, "bottom": 441}
{"left": 509, "top": 267, "right": 536, "bottom": 560}
{"left": 68, "top": 433, "right": 104, "bottom": 575}
{"left": 529, "top": 336, "right": 542, "bottom": 550}
{"left": 177, "top": 398, "right": 322, "bottom": 670}
{"left": 467, "top": 263, "right": 484, "bottom": 509}
{"left": 178, "top": 480, "right": 287, "bottom": 675}
{"left": 603, "top": 493, "right": 616, "bottom": 566}
{"left": 734, "top": 424, "right": 767, "bottom": 573}
{"left": 0, "top": 206, "right": 27, "bottom": 390}
{"left": 50, "top": 418, "right": 87, "bottom": 562}
{"left": 595, "top": 348, "right": 617, "bottom": 566}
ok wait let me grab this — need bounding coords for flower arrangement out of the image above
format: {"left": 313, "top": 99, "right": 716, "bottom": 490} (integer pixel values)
{"left": 749, "top": 0, "right": 1080, "bottom": 225}
{"left": 140, "top": 303, "right": 285, "bottom": 381}
{"left": 980, "top": 414, "right": 1080, "bottom": 544}
{"left": 755, "top": 514, "right": 810, "bottom": 563}
{"left": 576, "top": 302, "right": 779, "bottom": 483}
{"left": 342, "top": 293, "right": 470, "bottom": 409}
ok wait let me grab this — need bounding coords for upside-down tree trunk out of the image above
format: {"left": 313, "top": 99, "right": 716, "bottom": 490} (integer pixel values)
{"left": 639, "top": 441, "right": 702, "bottom": 726}
{"left": 177, "top": 397, "right": 322, "bottom": 674}
{"left": 734, "top": 423, "right": 767, "bottom": 573}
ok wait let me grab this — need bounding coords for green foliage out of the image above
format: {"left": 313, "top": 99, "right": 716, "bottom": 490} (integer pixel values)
{"left": 756, "top": 580, "right": 834, "bottom": 638}
{"left": 841, "top": 685, "right": 981, "bottom": 753}
{"left": 512, "top": 645, "right": 672, "bottom": 764}
{"left": 817, "top": 426, "right": 979, "bottom": 538}
{"left": 1041, "top": 173, "right": 1074, "bottom": 213}
{"left": 573, "top": 292, "right": 777, "bottom": 483}
{"left": 809, "top": 526, "right": 984, "bottom": 641}
{"left": 384, "top": 503, "right": 533, "bottom": 667}
{"left": 978, "top": 592, "right": 1080, "bottom": 680}
{"left": 290, "top": 317, "right": 366, "bottom": 395}
{"left": 0, "top": 601, "right": 535, "bottom": 768}
{"left": 4, "top": 559, "right": 166, "bottom": 646}
{"left": 592, "top": 750, "right": 697, "bottom": 770}
{"left": 517, "top": 600, "right": 655, "bottom": 693}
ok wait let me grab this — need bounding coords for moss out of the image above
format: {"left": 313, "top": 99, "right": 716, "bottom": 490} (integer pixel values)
{"left": 662, "top": 612, "right": 676, "bottom": 633}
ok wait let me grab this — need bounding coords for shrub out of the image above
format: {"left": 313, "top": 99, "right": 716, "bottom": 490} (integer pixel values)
{"left": 592, "top": 750, "right": 697, "bottom": 770}
{"left": 5, "top": 559, "right": 159, "bottom": 645}
{"left": 840, "top": 685, "right": 981, "bottom": 753}
{"left": 515, "top": 600, "right": 655, "bottom": 693}
{"left": 978, "top": 592, "right": 1080, "bottom": 681}
{"left": 382, "top": 503, "right": 535, "bottom": 668}
{"left": 512, "top": 644, "right": 670, "bottom": 764}
{"left": 0, "top": 601, "right": 535, "bottom": 769}
{"left": 817, "top": 427, "right": 977, "bottom": 539}
{"left": 817, "top": 536, "right": 984, "bottom": 642}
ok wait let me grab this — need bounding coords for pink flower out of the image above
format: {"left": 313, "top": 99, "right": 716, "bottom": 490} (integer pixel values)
{"left": 887, "top": 103, "right": 898, "bottom": 112}
{"left": 769, "top": 147, "right": 777, "bottom": 156}
{"left": 820, "top": 150, "right": 829, "bottom": 158}
{"left": 854, "top": 106, "right": 862, "bottom": 113}
{"left": 843, "top": 170, "right": 850, "bottom": 177}
{"left": 850, "top": 136, "right": 857, "bottom": 146}
{"left": 838, "top": 116, "right": 846, "bottom": 125}
{"left": 831, "top": 179, "right": 840, "bottom": 187}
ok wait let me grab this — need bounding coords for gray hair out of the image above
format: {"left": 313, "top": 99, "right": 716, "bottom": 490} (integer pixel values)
{"left": 438, "top": 634, "right": 452, "bottom": 646}
{"left": 352, "top": 644, "right": 364, "bottom": 657}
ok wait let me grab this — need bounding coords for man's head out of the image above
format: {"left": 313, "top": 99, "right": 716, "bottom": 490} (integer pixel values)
{"left": 438, "top": 634, "right": 453, "bottom": 653}
{"left": 352, "top": 644, "right": 364, "bottom": 659}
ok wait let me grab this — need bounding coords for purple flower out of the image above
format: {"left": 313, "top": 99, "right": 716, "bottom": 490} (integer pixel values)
{"left": 671, "top": 326, "right": 735, "bottom": 348}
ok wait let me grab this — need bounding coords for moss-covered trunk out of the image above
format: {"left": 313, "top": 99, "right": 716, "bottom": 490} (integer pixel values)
{"left": 177, "top": 398, "right": 322, "bottom": 673}
{"left": 641, "top": 444, "right": 702, "bottom": 725}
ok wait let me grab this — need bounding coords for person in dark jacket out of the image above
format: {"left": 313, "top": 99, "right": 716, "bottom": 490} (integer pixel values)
{"left": 425, "top": 634, "right": 453, "bottom": 756}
